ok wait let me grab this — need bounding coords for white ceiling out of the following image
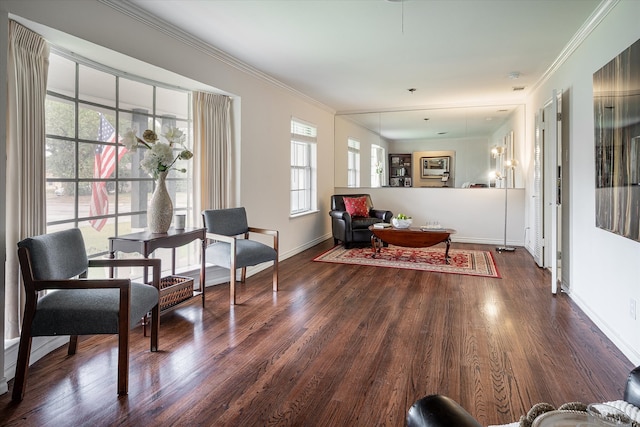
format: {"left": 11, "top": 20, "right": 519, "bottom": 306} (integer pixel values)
{"left": 15, "top": 0, "right": 605, "bottom": 140}
{"left": 127, "top": 0, "right": 602, "bottom": 114}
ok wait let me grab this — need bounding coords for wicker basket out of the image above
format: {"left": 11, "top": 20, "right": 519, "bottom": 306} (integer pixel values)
{"left": 159, "top": 275, "right": 194, "bottom": 311}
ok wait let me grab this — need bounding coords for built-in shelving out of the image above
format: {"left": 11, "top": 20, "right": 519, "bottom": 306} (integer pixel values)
{"left": 389, "top": 153, "right": 412, "bottom": 187}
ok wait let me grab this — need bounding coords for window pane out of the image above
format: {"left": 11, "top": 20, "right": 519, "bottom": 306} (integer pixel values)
{"left": 163, "top": 178, "right": 189, "bottom": 207}
{"left": 80, "top": 180, "right": 115, "bottom": 218}
{"left": 46, "top": 223, "right": 71, "bottom": 234}
{"left": 117, "top": 180, "right": 152, "bottom": 215}
{"left": 79, "top": 142, "right": 114, "bottom": 179}
{"left": 79, "top": 219, "right": 114, "bottom": 256}
{"left": 45, "top": 97, "right": 75, "bottom": 137}
{"left": 46, "top": 181, "right": 76, "bottom": 222}
{"left": 292, "top": 141, "right": 308, "bottom": 166}
{"left": 78, "top": 64, "right": 115, "bottom": 107}
{"left": 77, "top": 105, "right": 115, "bottom": 141}
{"left": 120, "top": 78, "right": 153, "bottom": 112}
{"left": 46, "top": 138, "right": 76, "bottom": 178}
{"left": 48, "top": 55, "right": 76, "bottom": 98}
{"left": 157, "top": 87, "right": 189, "bottom": 118}
{"left": 119, "top": 109, "right": 153, "bottom": 135}
{"left": 120, "top": 146, "right": 152, "bottom": 179}
{"left": 172, "top": 179, "right": 190, "bottom": 210}
{"left": 291, "top": 168, "right": 308, "bottom": 190}
{"left": 117, "top": 213, "right": 148, "bottom": 235}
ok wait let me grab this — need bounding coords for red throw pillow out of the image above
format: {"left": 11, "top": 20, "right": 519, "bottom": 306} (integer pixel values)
{"left": 343, "top": 196, "right": 369, "bottom": 217}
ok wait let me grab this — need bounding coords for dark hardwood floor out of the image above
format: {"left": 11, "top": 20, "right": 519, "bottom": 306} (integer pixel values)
{"left": 0, "top": 240, "right": 633, "bottom": 426}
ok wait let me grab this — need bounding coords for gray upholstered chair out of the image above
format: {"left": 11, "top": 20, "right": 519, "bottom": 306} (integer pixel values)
{"left": 13, "top": 228, "right": 160, "bottom": 402}
{"left": 202, "top": 207, "right": 278, "bottom": 305}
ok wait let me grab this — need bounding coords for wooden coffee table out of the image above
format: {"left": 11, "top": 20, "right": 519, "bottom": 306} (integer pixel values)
{"left": 368, "top": 226, "right": 456, "bottom": 264}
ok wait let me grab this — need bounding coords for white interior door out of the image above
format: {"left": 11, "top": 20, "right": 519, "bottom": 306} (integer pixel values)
{"left": 543, "top": 90, "right": 561, "bottom": 294}
{"left": 534, "top": 110, "right": 544, "bottom": 267}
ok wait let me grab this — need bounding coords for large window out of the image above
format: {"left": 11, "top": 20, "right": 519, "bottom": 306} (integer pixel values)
{"left": 347, "top": 138, "right": 360, "bottom": 188}
{"left": 45, "top": 52, "right": 195, "bottom": 273}
{"left": 290, "top": 118, "right": 317, "bottom": 215}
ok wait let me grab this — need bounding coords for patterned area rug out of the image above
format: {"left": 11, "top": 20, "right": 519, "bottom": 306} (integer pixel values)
{"left": 314, "top": 245, "right": 501, "bottom": 278}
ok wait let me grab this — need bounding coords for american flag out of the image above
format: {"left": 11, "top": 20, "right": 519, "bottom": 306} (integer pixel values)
{"left": 89, "top": 114, "right": 127, "bottom": 231}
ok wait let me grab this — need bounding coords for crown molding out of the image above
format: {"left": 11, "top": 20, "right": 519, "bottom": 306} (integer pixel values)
{"left": 97, "top": 0, "right": 335, "bottom": 114}
{"left": 530, "top": 0, "right": 620, "bottom": 93}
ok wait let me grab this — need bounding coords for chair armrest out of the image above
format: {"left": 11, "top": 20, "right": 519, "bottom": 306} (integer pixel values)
{"left": 32, "top": 278, "right": 131, "bottom": 292}
{"left": 370, "top": 209, "right": 393, "bottom": 222}
{"left": 248, "top": 227, "right": 277, "bottom": 237}
{"left": 248, "top": 227, "right": 279, "bottom": 251}
{"left": 624, "top": 366, "right": 640, "bottom": 407}
{"left": 329, "top": 210, "right": 352, "bottom": 227}
{"left": 205, "top": 232, "right": 236, "bottom": 244}
{"left": 89, "top": 257, "right": 161, "bottom": 289}
{"left": 407, "top": 395, "right": 482, "bottom": 427}
{"left": 329, "top": 210, "right": 347, "bottom": 219}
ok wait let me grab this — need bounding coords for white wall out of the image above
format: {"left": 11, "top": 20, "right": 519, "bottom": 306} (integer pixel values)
{"left": 526, "top": 0, "right": 640, "bottom": 364}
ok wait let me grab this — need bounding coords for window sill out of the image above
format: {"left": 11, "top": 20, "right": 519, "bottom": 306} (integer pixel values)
{"left": 290, "top": 209, "right": 319, "bottom": 219}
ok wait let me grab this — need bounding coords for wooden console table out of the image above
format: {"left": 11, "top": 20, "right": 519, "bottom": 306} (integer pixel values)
{"left": 108, "top": 227, "right": 207, "bottom": 309}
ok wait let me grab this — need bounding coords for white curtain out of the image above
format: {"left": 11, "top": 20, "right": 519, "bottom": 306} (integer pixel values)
{"left": 192, "top": 91, "right": 232, "bottom": 221}
{"left": 4, "top": 21, "right": 49, "bottom": 339}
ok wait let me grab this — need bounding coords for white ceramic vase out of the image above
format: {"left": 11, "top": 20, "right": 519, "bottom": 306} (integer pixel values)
{"left": 147, "top": 171, "right": 173, "bottom": 234}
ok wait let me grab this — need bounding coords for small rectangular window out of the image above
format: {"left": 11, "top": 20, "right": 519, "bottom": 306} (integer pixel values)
{"left": 347, "top": 138, "right": 360, "bottom": 188}
{"left": 290, "top": 118, "right": 317, "bottom": 215}
{"left": 371, "top": 144, "right": 385, "bottom": 187}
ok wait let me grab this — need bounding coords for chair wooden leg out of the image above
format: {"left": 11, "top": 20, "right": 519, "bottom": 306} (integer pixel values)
{"left": 272, "top": 260, "right": 278, "bottom": 292}
{"left": 230, "top": 270, "right": 237, "bottom": 305}
{"left": 117, "top": 330, "right": 129, "bottom": 395}
{"left": 117, "top": 287, "right": 130, "bottom": 396}
{"left": 150, "top": 305, "right": 159, "bottom": 352}
{"left": 68, "top": 335, "right": 79, "bottom": 355}
{"left": 241, "top": 267, "right": 247, "bottom": 283}
{"left": 11, "top": 334, "right": 33, "bottom": 402}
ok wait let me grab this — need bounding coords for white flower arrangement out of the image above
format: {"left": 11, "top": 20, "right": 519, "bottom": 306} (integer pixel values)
{"left": 122, "top": 126, "right": 193, "bottom": 180}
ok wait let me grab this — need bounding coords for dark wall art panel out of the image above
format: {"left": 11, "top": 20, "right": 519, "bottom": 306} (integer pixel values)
{"left": 594, "top": 37, "right": 640, "bottom": 242}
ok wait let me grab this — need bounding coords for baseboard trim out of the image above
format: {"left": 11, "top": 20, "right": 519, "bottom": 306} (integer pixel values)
{"left": 567, "top": 289, "right": 640, "bottom": 366}
{"left": 4, "top": 336, "right": 70, "bottom": 384}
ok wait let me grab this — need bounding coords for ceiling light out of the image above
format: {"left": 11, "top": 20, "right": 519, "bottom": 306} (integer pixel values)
{"left": 408, "top": 88, "right": 417, "bottom": 93}
{"left": 508, "top": 71, "right": 521, "bottom": 79}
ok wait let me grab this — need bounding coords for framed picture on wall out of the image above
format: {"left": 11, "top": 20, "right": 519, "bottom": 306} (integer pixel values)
{"left": 421, "top": 156, "right": 450, "bottom": 178}
{"left": 594, "top": 37, "right": 640, "bottom": 242}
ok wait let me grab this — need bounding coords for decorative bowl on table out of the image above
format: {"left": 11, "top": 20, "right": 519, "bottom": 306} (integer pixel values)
{"left": 586, "top": 403, "right": 632, "bottom": 426}
{"left": 391, "top": 218, "right": 413, "bottom": 229}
